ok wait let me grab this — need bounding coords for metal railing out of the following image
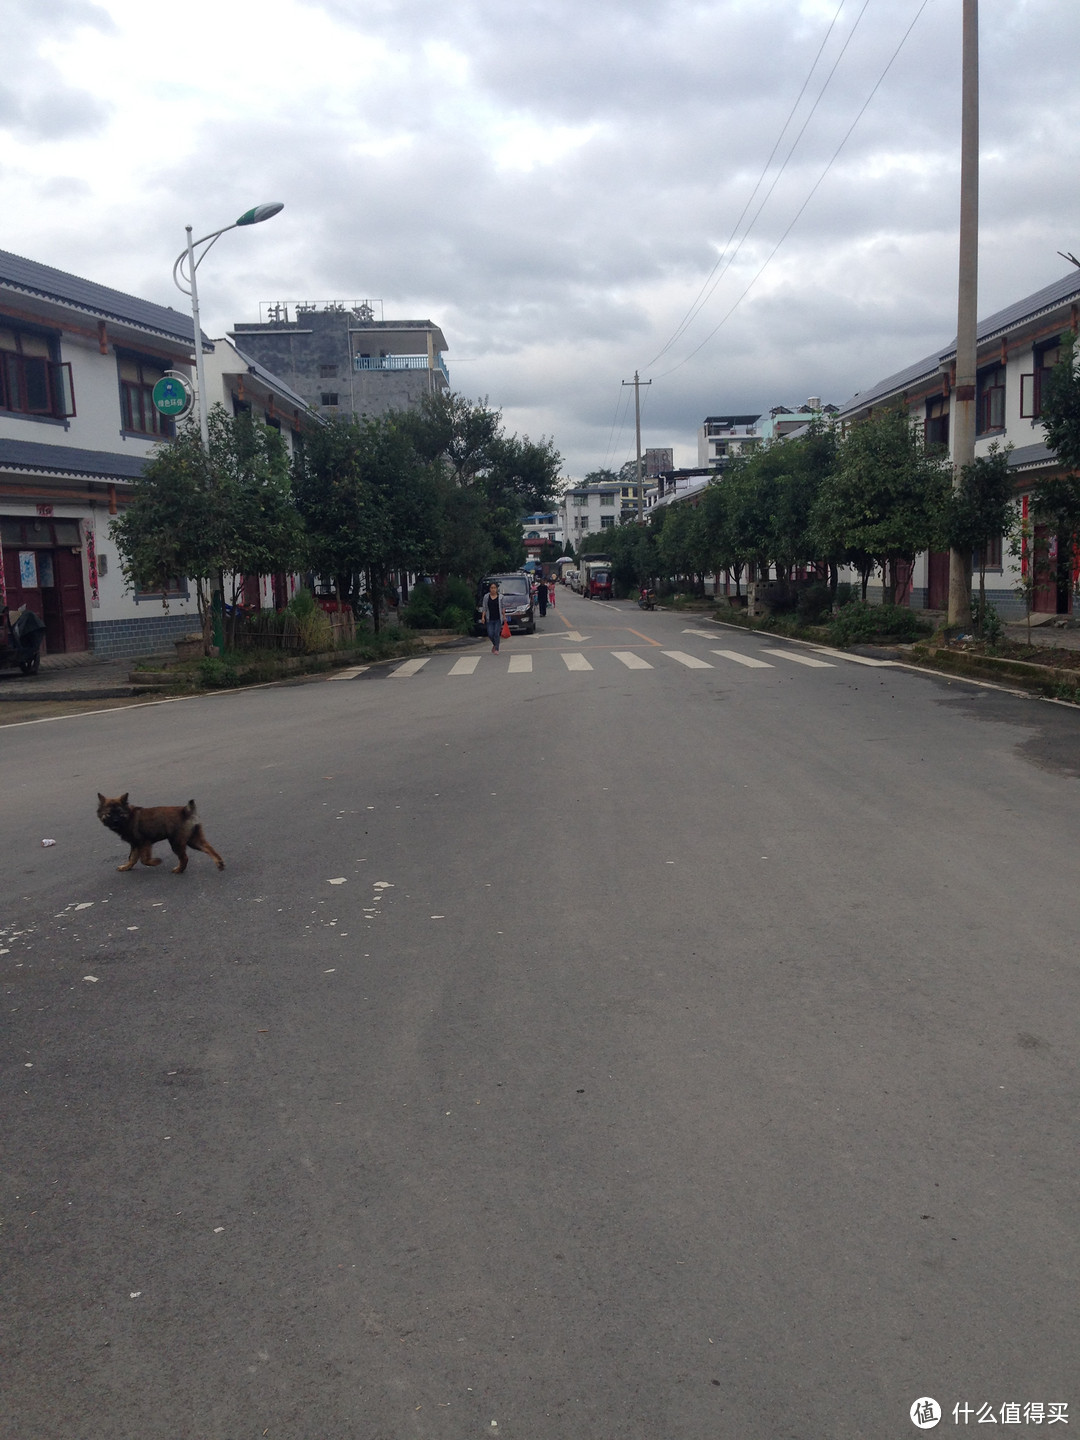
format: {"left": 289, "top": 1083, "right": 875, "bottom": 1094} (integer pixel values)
{"left": 353, "top": 354, "right": 450, "bottom": 383}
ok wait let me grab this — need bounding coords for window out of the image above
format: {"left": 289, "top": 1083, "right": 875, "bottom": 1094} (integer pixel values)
{"left": 925, "top": 396, "right": 950, "bottom": 450}
{"left": 600, "top": 515, "right": 616, "bottom": 528}
{"left": 118, "top": 354, "right": 173, "bottom": 436}
{"left": 0, "top": 324, "right": 74, "bottom": 419}
{"left": 320, "top": 392, "right": 339, "bottom": 407}
{"left": 599, "top": 493, "right": 615, "bottom": 507}
{"left": 974, "top": 535, "right": 1003, "bottom": 571}
{"left": 1020, "top": 340, "right": 1062, "bottom": 420}
{"left": 976, "top": 365, "right": 1006, "bottom": 434}
{"left": 319, "top": 364, "right": 339, "bottom": 378}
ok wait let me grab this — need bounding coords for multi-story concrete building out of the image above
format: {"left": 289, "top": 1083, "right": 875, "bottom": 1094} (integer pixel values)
{"left": 231, "top": 300, "right": 449, "bottom": 421}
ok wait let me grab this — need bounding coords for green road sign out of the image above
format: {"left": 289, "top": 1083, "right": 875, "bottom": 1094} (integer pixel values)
{"left": 152, "top": 375, "right": 193, "bottom": 417}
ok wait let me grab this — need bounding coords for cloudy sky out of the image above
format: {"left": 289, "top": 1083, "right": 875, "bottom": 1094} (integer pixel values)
{"left": 4, "top": 0, "right": 1080, "bottom": 476}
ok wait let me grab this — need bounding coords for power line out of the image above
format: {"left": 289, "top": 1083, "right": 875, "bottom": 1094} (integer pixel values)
{"left": 653, "top": 0, "right": 933, "bottom": 381}
{"left": 644, "top": 0, "right": 863, "bottom": 369}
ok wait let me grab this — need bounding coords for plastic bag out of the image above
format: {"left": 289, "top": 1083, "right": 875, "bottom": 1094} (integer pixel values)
{"left": 501, "top": 620, "right": 511, "bottom": 639}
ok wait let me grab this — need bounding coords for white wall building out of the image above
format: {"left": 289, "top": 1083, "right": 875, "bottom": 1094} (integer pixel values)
{"left": 838, "top": 270, "right": 1080, "bottom": 616}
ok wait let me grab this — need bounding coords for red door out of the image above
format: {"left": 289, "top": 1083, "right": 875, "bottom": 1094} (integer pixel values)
{"left": 55, "top": 548, "right": 88, "bottom": 651}
{"left": 927, "top": 551, "right": 949, "bottom": 609}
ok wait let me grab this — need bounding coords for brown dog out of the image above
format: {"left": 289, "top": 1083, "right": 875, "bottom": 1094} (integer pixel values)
{"left": 96, "top": 793, "right": 225, "bottom": 874}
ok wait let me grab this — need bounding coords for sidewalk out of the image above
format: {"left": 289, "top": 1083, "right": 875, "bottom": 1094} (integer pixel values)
{"left": 0, "top": 649, "right": 164, "bottom": 702}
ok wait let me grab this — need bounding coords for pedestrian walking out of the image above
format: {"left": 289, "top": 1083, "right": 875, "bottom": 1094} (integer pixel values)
{"left": 480, "top": 582, "right": 507, "bottom": 653}
{"left": 536, "top": 577, "right": 548, "bottom": 618}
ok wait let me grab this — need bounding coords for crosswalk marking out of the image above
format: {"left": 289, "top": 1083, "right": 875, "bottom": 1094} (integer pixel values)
{"left": 561, "top": 652, "right": 593, "bottom": 671}
{"left": 611, "top": 651, "right": 654, "bottom": 670}
{"left": 448, "top": 656, "right": 480, "bottom": 675}
{"left": 329, "top": 665, "right": 370, "bottom": 680}
{"left": 712, "top": 649, "right": 773, "bottom": 669}
{"left": 808, "top": 645, "right": 895, "bottom": 667}
{"left": 507, "top": 654, "right": 533, "bottom": 673}
{"left": 760, "top": 648, "right": 834, "bottom": 668}
{"left": 390, "top": 657, "right": 431, "bottom": 678}
{"left": 663, "top": 650, "right": 713, "bottom": 669}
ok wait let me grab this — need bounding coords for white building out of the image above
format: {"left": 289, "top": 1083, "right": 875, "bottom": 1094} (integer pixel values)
{"left": 0, "top": 249, "right": 318, "bottom": 657}
{"left": 838, "top": 270, "right": 1080, "bottom": 616}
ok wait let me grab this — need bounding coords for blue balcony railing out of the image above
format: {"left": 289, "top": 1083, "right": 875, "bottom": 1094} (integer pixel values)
{"left": 354, "top": 354, "right": 450, "bottom": 383}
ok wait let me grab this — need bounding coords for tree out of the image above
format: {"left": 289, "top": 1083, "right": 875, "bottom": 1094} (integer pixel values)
{"left": 1033, "top": 332, "right": 1080, "bottom": 612}
{"left": 813, "top": 407, "right": 949, "bottom": 603}
{"left": 112, "top": 405, "right": 302, "bottom": 653}
{"left": 943, "top": 444, "right": 1014, "bottom": 633}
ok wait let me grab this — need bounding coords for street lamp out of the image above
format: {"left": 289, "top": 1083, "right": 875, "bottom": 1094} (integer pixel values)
{"left": 172, "top": 203, "right": 285, "bottom": 447}
{"left": 171, "top": 203, "right": 284, "bottom": 648}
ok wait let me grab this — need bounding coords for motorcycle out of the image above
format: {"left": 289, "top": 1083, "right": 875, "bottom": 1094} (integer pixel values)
{"left": 0, "top": 606, "right": 46, "bottom": 676}
{"left": 636, "top": 588, "right": 657, "bottom": 611}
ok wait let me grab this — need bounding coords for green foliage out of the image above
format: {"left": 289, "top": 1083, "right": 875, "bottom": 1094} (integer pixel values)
{"left": 811, "top": 408, "right": 949, "bottom": 597}
{"left": 796, "top": 581, "right": 833, "bottom": 623}
{"left": 403, "top": 585, "right": 439, "bottom": 628}
{"left": 1040, "top": 331, "right": 1080, "bottom": 472}
{"left": 835, "top": 581, "right": 857, "bottom": 607}
{"left": 197, "top": 655, "right": 240, "bottom": 688}
{"left": 827, "top": 600, "right": 930, "bottom": 645}
{"left": 286, "top": 587, "right": 317, "bottom": 619}
{"left": 972, "top": 595, "right": 1003, "bottom": 647}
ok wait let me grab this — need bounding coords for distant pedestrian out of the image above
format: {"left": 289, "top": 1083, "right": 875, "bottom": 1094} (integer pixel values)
{"left": 548, "top": 581, "right": 556, "bottom": 608}
{"left": 536, "top": 578, "right": 548, "bottom": 617}
{"left": 480, "top": 582, "right": 507, "bottom": 653}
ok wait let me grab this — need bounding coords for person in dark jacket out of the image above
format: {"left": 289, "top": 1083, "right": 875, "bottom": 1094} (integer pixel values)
{"left": 480, "top": 583, "right": 507, "bottom": 653}
{"left": 535, "top": 575, "right": 548, "bottom": 617}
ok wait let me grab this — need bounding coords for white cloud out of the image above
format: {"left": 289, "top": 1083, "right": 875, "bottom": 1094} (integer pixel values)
{"left": 2, "top": 0, "right": 1079, "bottom": 475}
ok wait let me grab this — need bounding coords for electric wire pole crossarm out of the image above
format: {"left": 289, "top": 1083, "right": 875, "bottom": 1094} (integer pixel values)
{"left": 172, "top": 203, "right": 285, "bottom": 448}
{"left": 622, "top": 370, "right": 652, "bottom": 520}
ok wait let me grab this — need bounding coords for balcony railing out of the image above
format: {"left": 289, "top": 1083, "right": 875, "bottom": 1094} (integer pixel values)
{"left": 354, "top": 353, "right": 449, "bottom": 383}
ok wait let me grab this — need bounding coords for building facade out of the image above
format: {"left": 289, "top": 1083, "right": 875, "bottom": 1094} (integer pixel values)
{"left": 838, "top": 270, "right": 1080, "bottom": 615}
{"left": 231, "top": 301, "right": 449, "bottom": 422}
{"left": 0, "top": 248, "right": 206, "bottom": 657}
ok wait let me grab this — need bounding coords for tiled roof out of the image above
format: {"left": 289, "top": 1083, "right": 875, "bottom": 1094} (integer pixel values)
{"left": 0, "top": 436, "right": 150, "bottom": 481}
{"left": 1008, "top": 442, "right": 1057, "bottom": 470}
{"left": 839, "top": 270, "right": 1080, "bottom": 417}
{"left": 0, "top": 249, "right": 207, "bottom": 348}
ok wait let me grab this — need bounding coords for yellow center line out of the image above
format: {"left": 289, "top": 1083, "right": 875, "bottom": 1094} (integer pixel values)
{"left": 625, "top": 627, "right": 664, "bottom": 647}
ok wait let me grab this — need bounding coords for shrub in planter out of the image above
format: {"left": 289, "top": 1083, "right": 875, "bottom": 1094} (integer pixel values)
{"left": 441, "top": 604, "right": 470, "bottom": 633}
{"left": 827, "top": 600, "right": 930, "bottom": 645}
{"left": 796, "top": 581, "right": 832, "bottom": 623}
{"left": 403, "top": 586, "right": 439, "bottom": 628}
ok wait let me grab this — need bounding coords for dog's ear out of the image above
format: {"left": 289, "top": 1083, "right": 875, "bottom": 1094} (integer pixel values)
{"left": 119, "top": 792, "right": 129, "bottom": 805}
{"left": 97, "top": 793, "right": 105, "bottom": 805}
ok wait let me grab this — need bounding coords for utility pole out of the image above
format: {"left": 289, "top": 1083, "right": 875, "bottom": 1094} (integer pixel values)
{"left": 948, "top": 0, "right": 978, "bottom": 630}
{"left": 623, "top": 371, "right": 652, "bottom": 520}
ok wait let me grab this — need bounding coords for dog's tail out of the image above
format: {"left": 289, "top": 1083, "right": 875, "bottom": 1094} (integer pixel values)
{"left": 184, "top": 799, "right": 197, "bottom": 818}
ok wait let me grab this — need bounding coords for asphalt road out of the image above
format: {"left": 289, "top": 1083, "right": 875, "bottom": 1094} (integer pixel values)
{"left": 3, "top": 589, "right": 1078, "bottom": 1439}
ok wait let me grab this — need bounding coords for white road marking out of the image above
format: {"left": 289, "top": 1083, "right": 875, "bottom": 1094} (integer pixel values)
{"left": 448, "top": 656, "right": 480, "bottom": 675}
{"left": 760, "top": 648, "right": 834, "bottom": 668}
{"left": 808, "top": 645, "right": 896, "bottom": 667}
{"left": 682, "top": 628, "right": 720, "bottom": 638}
{"left": 662, "top": 650, "right": 713, "bottom": 669}
{"left": 561, "top": 652, "right": 593, "bottom": 671}
{"left": 389, "top": 657, "right": 430, "bottom": 677}
{"left": 712, "top": 649, "right": 774, "bottom": 669}
{"left": 507, "top": 654, "right": 533, "bottom": 673}
{"left": 611, "top": 651, "right": 654, "bottom": 669}
{"left": 328, "top": 665, "right": 369, "bottom": 680}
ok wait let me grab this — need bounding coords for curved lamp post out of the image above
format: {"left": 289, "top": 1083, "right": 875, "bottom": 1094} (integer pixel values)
{"left": 172, "top": 203, "right": 284, "bottom": 447}
{"left": 171, "top": 203, "right": 284, "bottom": 646}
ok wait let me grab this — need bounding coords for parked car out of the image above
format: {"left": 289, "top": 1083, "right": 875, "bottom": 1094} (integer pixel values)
{"left": 474, "top": 573, "right": 535, "bottom": 635}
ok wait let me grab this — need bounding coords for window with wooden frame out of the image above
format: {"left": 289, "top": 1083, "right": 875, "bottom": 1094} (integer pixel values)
{"left": 117, "top": 353, "right": 173, "bottom": 436}
{"left": 0, "top": 324, "right": 75, "bottom": 419}
{"left": 925, "top": 395, "right": 950, "bottom": 450}
{"left": 974, "top": 535, "right": 1003, "bottom": 571}
{"left": 1019, "top": 338, "right": 1062, "bottom": 420}
{"left": 976, "top": 364, "right": 1006, "bottom": 434}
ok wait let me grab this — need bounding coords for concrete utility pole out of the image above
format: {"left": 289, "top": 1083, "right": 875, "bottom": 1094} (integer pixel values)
{"left": 622, "top": 371, "right": 652, "bottom": 520}
{"left": 948, "top": 0, "right": 979, "bottom": 630}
